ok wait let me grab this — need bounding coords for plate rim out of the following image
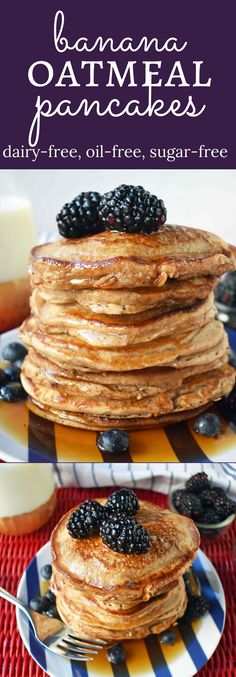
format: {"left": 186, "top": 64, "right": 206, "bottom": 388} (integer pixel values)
{"left": 16, "top": 540, "right": 226, "bottom": 677}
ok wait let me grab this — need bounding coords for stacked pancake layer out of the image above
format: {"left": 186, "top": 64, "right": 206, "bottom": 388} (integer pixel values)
{"left": 50, "top": 500, "right": 200, "bottom": 640}
{"left": 19, "top": 226, "right": 236, "bottom": 430}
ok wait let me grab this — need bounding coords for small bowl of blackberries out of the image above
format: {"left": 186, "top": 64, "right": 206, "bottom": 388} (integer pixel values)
{"left": 169, "top": 472, "right": 236, "bottom": 538}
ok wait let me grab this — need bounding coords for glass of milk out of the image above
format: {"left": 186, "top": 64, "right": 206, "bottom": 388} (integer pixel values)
{"left": 0, "top": 177, "right": 35, "bottom": 333}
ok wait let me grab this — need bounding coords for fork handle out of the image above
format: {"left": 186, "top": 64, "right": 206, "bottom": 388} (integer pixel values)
{"left": 0, "top": 586, "right": 28, "bottom": 613}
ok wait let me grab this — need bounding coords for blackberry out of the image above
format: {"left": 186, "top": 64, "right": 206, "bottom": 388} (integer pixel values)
{"left": 105, "top": 488, "right": 139, "bottom": 516}
{"left": 181, "top": 595, "right": 209, "bottom": 624}
{"left": 193, "top": 413, "right": 221, "bottom": 437}
{"left": 97, "top": 429, "right": 129, "bottom": 454}
{"left": 57, "top": 192, "right": 102, "bottom": 238}
{"left": 99, "top": 184, "right": 167, "bottom": 233}
{"left": 107, "top": 643, "right": 126, "bottom": 664}
{"left": 174, "top": 493, "right": 203, "bottom": 520}
{"left": 199, "top": 489, "right": 219, "bottom": 507}
{"left": 185, "top": 472, "right": 210, "bottom": 494}
{"left": 172, "top": 489, "right": 186, "bottom": 509}
{"left": 198, "top": 509, "right": 220, "bottom": 524}
{"left": 214, "top": 495, "right": 236, "bottom": 520}
{"left": 67, "top": 500, "right": 105, "bottom": 538}
{"left": 100, "top": 514, "right": 151, "bottom": 554}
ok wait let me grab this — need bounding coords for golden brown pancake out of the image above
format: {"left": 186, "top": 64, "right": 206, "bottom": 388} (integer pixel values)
{"left": 37, "top": 276, "right": 216, "bottom": 314}
{"left": 27, "top": 398, "right": 210, "bottom": 430}
{"left": 21, "top": 359, "right": 234, "bottom": 418}
{"left": 19, "top": 225, "right": 236, "bottom": 431}
{"left": 50, "top": 499, "right": 199, "bottom": 640}
{"left": 19, "top": 316, "right": 227, "bottom": 371}
{"left": 30, "top": 290, "right": 215, "bottom": 347}
{"left": 30, "top": 226, "right": 236, "bottom": 289}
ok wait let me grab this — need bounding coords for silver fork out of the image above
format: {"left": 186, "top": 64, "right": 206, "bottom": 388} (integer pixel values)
{"left": 0, "top": 587, "right": 107, "bottom": 661}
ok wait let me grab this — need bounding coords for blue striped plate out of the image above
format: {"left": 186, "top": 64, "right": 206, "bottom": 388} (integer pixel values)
{"left": 16, "top": 543, "right": 225, "bottom": 677}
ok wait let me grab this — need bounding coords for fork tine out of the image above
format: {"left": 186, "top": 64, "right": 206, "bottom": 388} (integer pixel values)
{"left": 68, "top": 632, "right": 107, "bottom": 646}
{"left": 60, "top": 639, "right": 99, "bottom": 654}
{"left": 56, "top": 644, "right": 94, "bottom": 660}
{"left": 58, "top": 651, "right": 93, "bottom": 663}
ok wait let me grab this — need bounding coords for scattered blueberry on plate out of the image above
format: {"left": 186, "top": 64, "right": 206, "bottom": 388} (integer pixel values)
{"left": 0, "top": 342, "right": 27, "bottom": 401}
{"left": 193, "top": 413, "right": 221, "bottom": 437}
{"left": 0, "top": 382, "right": 27, "bottom": 402}
{"left": 107, "top": 643, "right": 126, "bottom": 664}
{"left": 40, "top": 564, "right": 52, "bottom": 580}
{"left": 97, "top": 429, "right": 130, "bottom": 454}
{"left": 30, "top": 595, "right": 51, "bottom": 613}
{"left": 159, "top": 630, "right": 176, "bottom": 645}
{"left": 4, "top": 366, "right": 21, "bottom": 382}
{"left": 2, "top": 342, "right": 28, "bottom": 363}
{"left": 0, "top": 369, "right": 8, "bottom": 387}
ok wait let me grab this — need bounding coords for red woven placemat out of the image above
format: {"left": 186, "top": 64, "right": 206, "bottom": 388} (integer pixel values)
{"left": 0, "top": 487, "right": 236, "bottom": 677}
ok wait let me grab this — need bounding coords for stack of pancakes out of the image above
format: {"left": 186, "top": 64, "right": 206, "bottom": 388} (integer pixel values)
{"left": 19, "top": 225, "right": 236, "bottom": 430}
{"left": 50, "top": 499, "right": 200, "bottom": 640}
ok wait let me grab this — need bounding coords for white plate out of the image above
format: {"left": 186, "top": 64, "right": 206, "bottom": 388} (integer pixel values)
{"left": 16, "top": 541, "right": 226, "bottom": 677}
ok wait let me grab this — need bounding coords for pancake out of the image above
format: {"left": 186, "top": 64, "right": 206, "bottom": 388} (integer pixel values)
{"left": 21, "top": 360, "right": 234, "bottom": 417}
{"left": 54, "top": 578, "right": 187, "bottom": 639}
{"left": 27, "top": 397, "right": 209, "bottom": 430}
{"left": 19, "top": 316, "right": 226, "bottom": 371}
{"left": 19, "top": 224, "right": 236, "bottom": 431}
{"left": 22, "top": 348, "right": 229, "bottom": 392}
{"left": 30, "top": 226, "right": 236, "bottom": 290}
{"left": 50, "top": 499, "right": 199, "bottom": 640}
{"left": 37, "top": 276, "right": 216, "bottom": 314}
{"left": 30, "top": 290, "right": 215, "bottom": 347}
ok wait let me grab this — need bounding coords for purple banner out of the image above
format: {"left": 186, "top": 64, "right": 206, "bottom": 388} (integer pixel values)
{"left": 1, "top": 0, "right": 235, "bottom": 168}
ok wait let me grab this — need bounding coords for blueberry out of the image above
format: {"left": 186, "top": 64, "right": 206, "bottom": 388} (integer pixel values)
{"left": 159, "top": 630, "right": 176, "bottom": 645}
{"left": 44, "top": 606, "right": 61, "bottom": 619}
{"left": 2, "top": 342, "right": 27, "bottom": 363}
{"left": 97, "top": 429, "right": 129, "bottom": 454}
{"left": 30, "top": 595, "right": 50, "bottom": 613}
{"left": 0, "top": 382, "right": 27, "bottom": 402}
{"left": 44, "top": 589, "right": 56, "bottom": 604}
{"left": 4, "top": 366, "right": 21, "bottom": 382}
{"left": 194, "top": 413, "right": 221, "bottom": 437}
{"left": 14, "top": 359, "right": 25, "bottom": 368}
{"left": 40, "top": 564, "right": 52, "bottom": 580}
{"left": 0, "top": 369, "right": 8, "bottom": 386}
{"left": 107, "top": 643, "right": 126, "bottom": 664}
